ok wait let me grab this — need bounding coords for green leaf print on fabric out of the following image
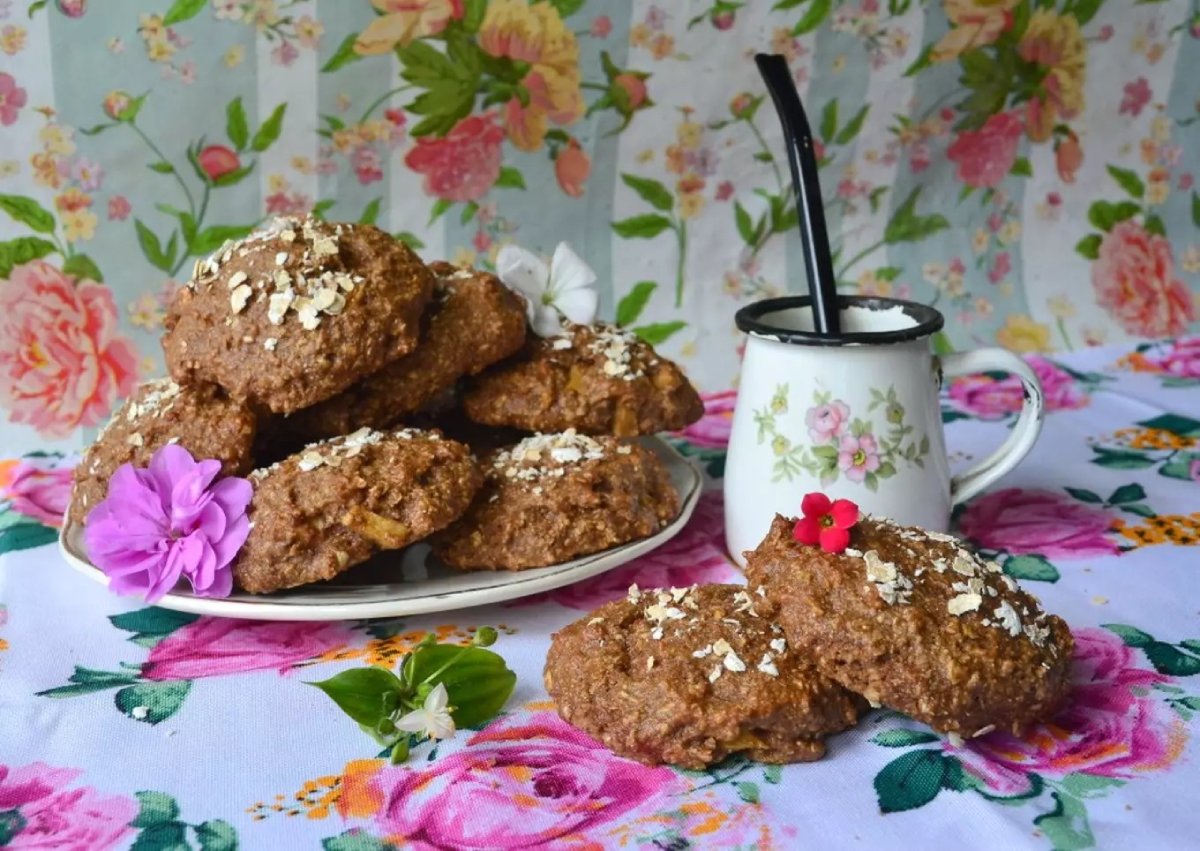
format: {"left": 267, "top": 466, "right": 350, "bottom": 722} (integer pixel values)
{"left": 132, "top": 791, "right": 180, "bottom": 828}
{"left": 115, "top": 681, "right": 193, "bottom": 725}
{"left": 0, "top": 236, "right": 56, "bottom": 277}
{"left": 0, "top": 809, "right": 27, "bottom": 845}
{"left": 162, "top": 0, "right": 207, "bottom": 27}
{"left": 0, "top": 194, "right": 56, "bottom": 233}
{"left": 61, "top": 253, "right": 103, "bottom": 282}
{"left": 622, "top": 174, "right": 673, "bottom": 212}
{"left": 883, "top": 188, "right": 949, "bottom": 244}
{"left": 0, "top": 520, "right": 57, "bottom": 554}
{"left": 1033, "top": 791, "right": 1094, "bottom": 851}
{"left": 129, "top": 821, "right": 188, "bottom": 851}
{"left": 1003, "top": 554, "right": 1061, "bottom": 583}
{"left": 611, "top": 214, "right": 672, "bottom": 239}
{"left": 633, "top": 321, "right": 686, "bottom": 345}
{"left": 194, "top": 819, "right": 238, "bottom": 851}
{"left": 616, "top": 281, "right": 656, "bottom": 326}
{"left": 322, "top": 34, "right": 363, "bottom": 74}
{"left": 1103, "top": 624, "right": 1154, "bottom": 648}
{"left": 323, "top": 830, "right": 399, "bottom": 851}
{"left": 871, "top": 729, "right": 940, "bottom": 748}
{"left": 225, "top": 98, "right": 249, "bottom": 152}
{"left": 874, "top": 750, "right": 959, "bottom": 813}
{"left": 735, "top": 781, "right": 760, "bottom": 804}
{"left": 251, "top": 104, "right": 287, "bottom": 153}
{"left": 109, "top": 608, "right": 200, "bottom": 648}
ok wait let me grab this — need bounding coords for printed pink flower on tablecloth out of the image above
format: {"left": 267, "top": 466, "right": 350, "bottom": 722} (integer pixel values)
{"left": 106, "top": 195, "right": 130, "bottom": 221}
{"left": 0, "top": 72, "right": 26, "bottom": 125}
{"left": 4, "top": 459, "right": 72, "bottom": 527}
{"left": 806, "top": 399, "right": 849, "bottom": 443}
{"left": 948, "top": 355, "right": 1088, "bottom": 419}
{"left": 1147, "top": 337, "right": 1200, "bottom": 378}
{"left": 1119, "top": 77, "right": 1152, "bottom": 117}
{"left": 141, "top": 618, "right": 352, "bottom": 680}
{"left": 677, "top": 390, "right": 736, "bottom": 448}
{"left": 0, "top": 260, "right": 138, "bottom": 439}
{"left": 957, "top": 488, "right": 1118, "bottom": 558}
{"left": 404, "top": 113, "right": 504, "bottom": 202}
{"left": 518, "top": 490, "right": 736, "bottom": 611}
{"left": 0, "top": 762, "right": 136, "bottom": 851}
{"left": 837, "top": 433, "right": 880, "bottom": 482}
{"left": 368, "top": 711, "right": 682, "bottom": 849}
{"left": 953, "top": 628, "right": 1187, "bottom": 794}
{"left": 946, "top": 111, "right": 1023, "bottom": 189}
{"left": 1093, "top": 220, "right": 1194, "bottom": 338}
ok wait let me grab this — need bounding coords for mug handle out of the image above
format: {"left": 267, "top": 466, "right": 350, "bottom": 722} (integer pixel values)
{"left": 940, "top": 348, "right": 1045, "bottom": 506}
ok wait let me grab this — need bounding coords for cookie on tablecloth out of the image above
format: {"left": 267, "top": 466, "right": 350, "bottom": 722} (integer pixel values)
{"left": 68, "top": 379, "right": 256, "bottom": 527}
{"left": 745, "top": 513, "right": 1074, "bottom": 738}
{"left": 234, "top": 427, "right": 480, "bottom": 594}
{"left": 429, "top": 431, "right": 678, "bottom": 570}
{"left": 162, "top": 215, "right": 433, "bottom": 414}
{"left": 545, "top": 584, "right": 866, "bottom": 769}
{"left": 462, "top": 323, "right": 703, "bottom": 437}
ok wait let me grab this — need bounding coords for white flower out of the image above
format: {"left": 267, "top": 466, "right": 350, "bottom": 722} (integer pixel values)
{"left": 496, "top": 242, "right": 598, "bottom": 337}
{"left": 394, "top": 683, "right": 456, "bottom": 741}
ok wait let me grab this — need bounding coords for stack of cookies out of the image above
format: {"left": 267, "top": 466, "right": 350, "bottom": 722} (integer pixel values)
{"left": 545, "top": 514, "right": 1074, "bottom": 769}
{"left": 68, "top": 216, "right": 704, "bottom": 594}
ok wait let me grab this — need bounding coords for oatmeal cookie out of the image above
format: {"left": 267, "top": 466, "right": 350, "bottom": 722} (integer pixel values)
{"left": 234, "top": 427, "right": 480, "bottom": 594}
{"left": 745, "top": 515, "right": 1074, "bottom": 737}
{"left": 545, "top": 584, "right": 866, "bottom": 769}
{"left": 461, "top": 323, "right": 703, "bottom": 436}
{"left": 162, "top": 215, "right": 433, "bottom": 414}
{"left": 429, "top": 431, "right": 678, "bottom": 570}
{"left": 68, "top": 379, "right": 256, "bottom": 527}
{"left": 275, "top": 261, "right": 527, "bottom": 444}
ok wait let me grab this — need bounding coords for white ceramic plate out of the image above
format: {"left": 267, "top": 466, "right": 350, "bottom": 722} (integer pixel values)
{"left": 58, "top": 437, "right": 703, "bottom": 621}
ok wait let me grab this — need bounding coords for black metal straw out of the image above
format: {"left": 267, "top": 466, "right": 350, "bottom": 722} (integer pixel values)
{"left": 754, "top": 53, "right": 840, "bottom": 337}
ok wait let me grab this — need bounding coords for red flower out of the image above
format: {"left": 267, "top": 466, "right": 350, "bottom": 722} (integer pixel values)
{"left": 196, "top": 145, "right": 240, "bottom": 181}
{"left": 404, "top": 112, "right": 504, "bottom": 202}
{"left": 792, "top": 492, "right": 859, "bottom": 553}
{"left": 946, "top": 111, "right": 1023, "bottom": 189}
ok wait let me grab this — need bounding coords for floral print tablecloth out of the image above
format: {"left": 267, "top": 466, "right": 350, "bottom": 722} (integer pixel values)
{"left": 1, "top": 337, "right": 1199, "bottom": 850}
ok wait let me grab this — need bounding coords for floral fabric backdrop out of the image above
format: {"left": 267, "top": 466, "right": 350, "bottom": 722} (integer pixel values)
{"left": 1, "top": 0, "right": 1200, "bottom": 456}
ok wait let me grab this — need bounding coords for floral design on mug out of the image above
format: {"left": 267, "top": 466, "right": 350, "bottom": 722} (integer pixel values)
{"left": 752, "top": 383, "right": 930, "bottom": 491}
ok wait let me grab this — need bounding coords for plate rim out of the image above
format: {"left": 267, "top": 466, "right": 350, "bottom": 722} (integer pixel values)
{"left": 58, "top": 437, "right": 705, "bottom": 621}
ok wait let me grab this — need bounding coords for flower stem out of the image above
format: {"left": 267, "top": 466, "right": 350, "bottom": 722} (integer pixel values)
{"left": 357, "top": 85, "right": 414, "bottom": 125}
{"left": 675, "top": 219, "right": 688, "bottom": 308}
{"left": 835, "top": 238, "right": 886, "bottom": 280}
{"left": 129, "top": 122, "right": 196, "bottom": 215}
{"left": 1056, "top": 317, "right": 1075, "bottom": 351}
{"left": 745, "top": 115, "right": 785, "bottom": 193}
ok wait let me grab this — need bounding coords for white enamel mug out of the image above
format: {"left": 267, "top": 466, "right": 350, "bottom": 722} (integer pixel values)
{"left": 724, "top": 296, "right": 1044, "bottom": 565}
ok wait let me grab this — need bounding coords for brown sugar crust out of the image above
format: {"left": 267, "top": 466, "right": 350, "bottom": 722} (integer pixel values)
{"left": 429, "top": 431, "right": 679, "bottom": 571}
{"left": 544, "top": 584, "right": 866, "bottom": 769}
{"left": 234, "top": 428, "right": 481, "bottom": 594}
{"left": 68, "top": 379, "right": 256, "bottom": 527}
{"left": 744, "top": 515, "right": 1074, "bottom": 737}
{"left": 461, "top": 323, "right": 703, "bottom": 436}
{"left": 162, "top": 216, "right": 433, "bottom": 415}
{"left": 275, "top": 261, "right": 527, "bottom": 444}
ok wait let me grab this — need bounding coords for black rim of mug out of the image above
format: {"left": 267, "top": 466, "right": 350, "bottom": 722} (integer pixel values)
{"left": 735, "top": 295, "right": 945, "bottom": 346}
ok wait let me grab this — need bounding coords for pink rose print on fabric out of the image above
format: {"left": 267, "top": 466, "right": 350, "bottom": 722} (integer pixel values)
{"left": 367, "top": 711, "right": 682, "bottom": 850}
{"left": 0, "top": 72, "right": 26, "bottom": 126}
{"left": 1092, "top": 220, "right": 1194, "bottom": 338}
{"left": 948, "top": 356, "right": 1088, "bottom": 420}
{"left": 946, "top": 111, "right": 1023, "bottom": 189}
{"left": 957, "top": 488, "right": 1119, "bottom": 559}
{"left": 404, "top": 112, "right": 505, "bottom": 202}
{"left": 4, "top": 459, "right": 72, "bottom": 527}
{"left": 676, "top": 390, "right": 736, "bottom": 448}
{"left": 141, "top": 618, "right": 352, "bottom": 680}
{"left": 952, "top": 628, "right": 1187, "bottom": 794}
{"left": 1119, "top": 77, "right": 1152, "bottom": 117}
{"left": 516, "top": 490, "right": 737, "bottom": 611}
{"left": 1143, "top": 337, "right": 1200, "bottom": 378}
{"left": 837, "top": 433, "right": 881, "bottom": 482}
{"left": 806, "top": 399, "right": 849, "bottom": 443}
{"left": 0, "top": 762, "right": 136, "bottom": 851}
{"left": 0, "top": 261, "right": 139, "bottom": 439}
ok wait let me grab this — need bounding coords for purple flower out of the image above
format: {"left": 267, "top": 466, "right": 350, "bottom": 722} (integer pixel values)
{"left": 83, "top": 445, "right": 251, "bottom": 602}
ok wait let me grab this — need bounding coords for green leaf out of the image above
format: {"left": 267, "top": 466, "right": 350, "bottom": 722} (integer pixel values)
{"left": 0, "top": 520, "right": 58, "bottom": 554}
{"left": 322, "top": 34, "right": 363, "bottom": 73}
{"left": 1091, "top": 448, "right": 1155, "bottom": 469}
{"left": 1180, "top": 639, "right": 1200, "bottom": 654}
{"left": 109, "top": 608, "right": 198, "bottom": 638}
{"left": 251, "top": 104, "right": 287, "bottom": 152}
{"left": 309, "top": 666, "right": 405, "bottom": 728}
{"left": 495, "top": 166, "right": 526, "bottom": 190}
{"left": 633, "top": 321, "right": 686, "bottom": 345}
{"left": 1058, "top": 774, "right": 1125, "bottom": 799}
{"left": 0, "top": 810, "right": 27, "bottom": 846}
{"left": 763, "top": 765, "right": 783, "bottom": 784}
{"left": 621, "top": 174, "right": 673, "bottom": 212}
{"left": 876, "top": 461, "right": 897, "bottom": 478}
{"left": 1120, "top": 503, "right": 1157, "bottom": 518}
{"left": 616, "top": 281, "right": 657, "bottom": 327}
{"left": 1160, "top": 451, "right": 1200, "bottom": 481}
{"left": 835, "top": 105, "right": 869, "bottom": 145}
{"left": 734, "top": 202, "right": 756, "bottom": 245}
{"left": 195, "top": 819, "right": 238, "bottom": 851}
{"left": 132, "top": 791, "right": 180, "bottom": 828}
{"left": 1064, "top": 487, "right": 1102, "bottom": 504}
{"left": 190, "top": 224, "right": 255, "bottom": 256}
{"left": 162, "top": 0, "right": 205, "bottom": 26}
{"left": 736, "top": 782, "right": 760, "bottom": 804}
{"left": 1107, "top": 165, "right": 1145, "bottom": 199}
{"left": 311, "top": 199, "right": 336, "bottom": 219}
{"left": 871, "top": 729, "right": 940, "bottom": 747}
{"left": 226, "top": 97, "right": 249, "bottom": 150}
{"left": 884, "top": 188, "right": 949, "bottom": 244}
{"left": 1010, "top": 157, "right": 1032, "bottom": 177}
{"left": 612, "top": 214, "right": 673, "bottom": 239}
{"left": 1075, "top": 234, "right": 1102, "bottom": 260}
{"left": 428, "top": 199, "right": 452, "bottom": 225}
{"left": 811, "top": 444, "right": 838, "bottom": 460}
{"left": 1144, "top": 643, "right": 1200, "bottom": 677}
{"left": 130, "top": 821, "right": 189, "bottom": 851}
{"left": 135, "top": 220, "right": 172, "bottom": 273}
{"left": 212, "top": 162, "right": 256, "bottom": 188}
{"left": 114, "top": 681, "right": 193, "bottom": 725}
{"left": 1102, "top": 624, "right": 1154, "bottom": 648}
{"left": 1193, "top": 192, "right": 1200, "bottom": 228}
{"left": 1107, "top": 483, "right": 1146, "bottom": 504}
{"left": 459, "top": 201, "right": 479, "bottom": 225}
{"left": 0, "top": 194, "right": 56, "bottom": 233}
{"left": 874, "top": 750, "right": 948, "bottom": 813}
{"left": 1087, "top": 200, "right": 1140, "bottom": 232}
{"left": 0, "top": 236, "right": 57, "bottom": 278}
{"left": 931, "top": 331, "right": 955, "bottom": 355}
{"left": 819, "top": 100, "right": 838, "bottom": 142}
{"left": 322, "top": 830, "right": 400, "bottom": 851}
{"left": 1138, "top": 413, "right": 1200, "bottom": 436}
{"left": 461, "top": 0, "right": 487, "bottom": 32}
{"left": 359, "top": 198, "right": 382, "bottom": 226}
{"left": 1003, "top": 554, "right": 1060, "bottom": 583}
{"left": 1070, "top": 0, "right": 1104, "bottom": 25}
{"left": 403, "top": 645, "right": 516, "bottom": 729}
{"left": 148, "top": 161, "right": 175, "bottom": 174}
{"left": 1033, "top": 792, "right": 1094, "bottom": 851}
{"left": 394, "top": 231, "right": 426, "bottom": 251}
{"left": 792, "top": 0, "right": 832, "bottom": 34}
